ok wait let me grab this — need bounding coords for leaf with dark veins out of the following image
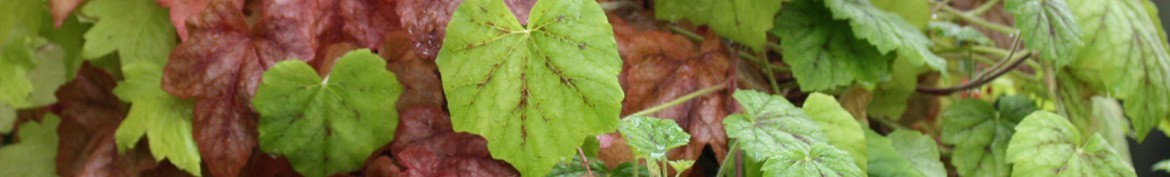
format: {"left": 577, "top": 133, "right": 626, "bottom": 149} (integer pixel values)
{"left": 396, "top": 0, "right": 536, "bottom": 59}
{"left": 1006, "top": 0, "right": 1082, "bottom": 66}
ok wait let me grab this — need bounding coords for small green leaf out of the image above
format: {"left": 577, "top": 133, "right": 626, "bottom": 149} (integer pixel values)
{"left": 1066, "top": 0, "right": 1170, "bottom": 141}
{"left": 928, "top": 22, "right": 994, "bottom": 45}
{"left": 1154, "top": 159, "right": 1170, "bottom": 174}
{"left": 939, "top": 99, "right": 1018, "bottom": 177}
{"left": 1006, "top": 111, "right": 1137, "bottom": 177}
{"left": 436, "top": 0, "right": 623, "bottom": 175}
{"left": 0, "top": 0, "right": 43, "bottom": 108}
{"left": 725, "top": 90, "right": 826, "bottom": 160}
{"left": 866, "top": 130, "right": 921, "bottom": 177}
{"left": 886, "top": 130, "right": 945, "bottom": 177}
{"left": 619, "top": 116, "right": 690, "bottom": 161}
{"left": 823, "top": 0, "right": 945, "bottom": 71}
{"left": 254, "top": 49, "right": 403, "bottom": 177}
{"left": 547, "top": 156, "right": 608, "bottom": 177}
{"left": 654, "top": 0, "right": 782, "bottom": 51}
{"left": 113, "top": 63, "right": 202, "bottom": 176}
{"left": 995, "top": 95, "right": 1039, "bottom": 123}
{"left": 802, "top": 93, "right": 866, "bottom": 171}
{"left": 772, "top": 1, "right": 892, "bottom": 91}
{"left": 668, "top": 160, "right": 695, "bottom": 173}
{"left": 0, "top": 114, "right": 59, "bottom": 177}
{"left": 761, "top": 143, "right": 863, "bottom": 177}
{"left": 79, "top": 0, "right": 176, "bottom": 63}
{"left": 868, "top": 57, "right": 923, "bottom": 119}
{"left": 1006, "top": 0, "right": 1082, "bottom": 66}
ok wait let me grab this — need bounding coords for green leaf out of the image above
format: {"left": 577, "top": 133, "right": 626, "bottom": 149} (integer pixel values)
{"left": 802, "top": 93, "right": 866, "bottom": 171}
{"left": 870, "top": 0, "right": 929, "bottom": 30}
{"left": 0, "top": 114, "right": 60, "bottom": 177}
{"left": 0, "top": 104, "right": 13, "bottom": 133}
{"left": 761, "top": 143, "right": 863, "bottom": 177}
{"left": 928, "top": 22, "right": 994, "bottom": 45}
{"left": 939, "top": 99, "right": 1017, "bottom": 177}
{"left": 436, "top": 0, "right": 623, "bottom": 175}
{"left": 725, "top": 90, "right": 861, "bottom": 177}
{"left": 668, "top": 160, "right": 695, "bottom": 173}
{"left": 654, "top": 0, "right": 782, "bottom": 51}
{"left": 113, "top": 63, "right": 202, "bottom": 176}
{"left": 823, "top": 0, "right": 945, "bottom": 71}
{"left": 1066, "top": 0, "right": 1170, "bottom": 141}
{"left": 868, "top": 57, "right": 923, "bottom": 119}
{"left": 866, "top": 130, "right": 928, "bottom": 177}
{"left": 618, "top": 116, "right": 691, "bottom": 161}
{"left": 771, "top": 1, "right": 892, "bottom": 91}
{"left": 1006, "top": 111, "right": 1137, "bottom": 177}
{"left": 608, "top": 162, "right": 651, "bottom": 177}
{"left": 79, "top": 0, "right": 176, "bottom": 63}
{"left": 1154, "top": 159, "right": 1170, "bottom": 174}
{"left": 547, "top": 156, "right": 608, "bottom": 177}
{"left": 253, "top": 49, "right": 403, "bottom": 177}
{"left": 39, "top": 13, "right": 91, "bottom": 81}
{"left": 1006, "top": 0, "right": 1082, "bottom": 66}
{"left": 0, "top": 0, "right": 45, "bottom": 108}
{"left": 725, "top": 90, "right": 826, "bottom": 160}
{"left": 886, "top": 130, "right": 945, "bottom": 177}
{"left": 24, "top": 39, "right": 69, "bottom": 108}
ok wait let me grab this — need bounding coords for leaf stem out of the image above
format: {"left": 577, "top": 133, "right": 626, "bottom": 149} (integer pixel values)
{"left": 918, "top": 37, "right": 1033, "bottom": 95}
{"left": 578, "top": 148, "right": 595, "bottom": 177}
{"left": 968, "top": 0, "right": 1001, "bottom": 16}
{"left": 939, "top": 5, "right": 1018, "bottom": 34}
{"left": 627, "top": 82, "right": 730, "bottom": 117}
{"left": 714, "top": 141, "right": 740, "bottom": 177}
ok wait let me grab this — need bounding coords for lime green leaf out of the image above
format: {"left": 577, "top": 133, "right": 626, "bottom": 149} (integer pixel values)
{"left": 928, "top": 22, "right": 994, "bottom": 45}
{"left": 436, "top": 0, "right": 623, "bottom": 175}
{"left": 823, "top": 0, "right": 945, "bottom": 71}
{"left": 1154, "top": 159, "right": 1170, "bottom": 174}
{"left": 668, "top": 160, "right": 695, "bottom": 173}
{"left": 939, "top": 99, "right": 1017, "bottom": 177}
{"left": 886, "top": 130, "right": 945, "bottom": 177}
{"left": 802, "top": 93, "right": 866, "bottom": 171}
{"left": 0, "top": 114, "right": 59, "bottom": 177}
{"left": 761, "top": 143, "right": 863, "bottom": 177}
{"left": 870, "top": 0, "right": 929, "bottom": 30}
{"left": 772, "top": 1, "right": 892, "bottom": 91}
{"left": 253, "top": 49, "right": 402, "bottom": 177}
{"left": 618, "top": 116, "right": 690, "bottom": 161}
{"left": 1066, "top": 0, "right": 1170, "bottom": 141}
{"left": 725, "top": 90, "right": 826, "bottom": 160}
{"left": 0, "top": 0, "right": 45, "bottom": 108}
{"left": 80, "top": 0, "right": 176, "bottom": 63}
{"left": 654, "top": 0, "right": 782, "bottom": 51}
{"left": 868, "top": 57, "right": 923, "bottom": 119}
{"left": 1006, "top": 0, "right": 1082, "bottom": 65}
{"left": 113, "top": 63, "right": 202, "bottom": 176}
{"left": 0, "top": 104, "right": 13, "bottom": 133}
{"left": 1006, "top": 111, "right": 1137, "bottom": 177}
{"left": 866, "top": 130, "right": 926, "bottom": 177}
{"left": 24, "top": 40, "right": 69, "bottom": 107}
{"left": 39, "top": 14, "right": 91, "bottom": 81}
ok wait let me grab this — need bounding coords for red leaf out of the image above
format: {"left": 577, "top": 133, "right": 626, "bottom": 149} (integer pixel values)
{"left": 396, "top": 0, "right": 535, "bottom": 59}
{"left": 49, "top": 0, "right": 84, "bottom": 27}
{"left": 54, "top": 65, "right": 166, "bottom": 177}
{"left": 156, "top": 0, "right": 211, "bottom": 41}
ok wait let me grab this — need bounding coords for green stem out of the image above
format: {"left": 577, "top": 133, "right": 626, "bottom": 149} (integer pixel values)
{"left": 968, "top": 0, "right": 1001, "bottom": 16}
{"left": 939, "top": 6, "right": 1018, "bottom": 34}
{"left": 661, "top": 160, "right": 669, "bottom": 177}
{"left": 627, "top": 83, "right": 730, "bottom": 117}
{"left": 714, "top": 141, "right": 740, "bottom": 177}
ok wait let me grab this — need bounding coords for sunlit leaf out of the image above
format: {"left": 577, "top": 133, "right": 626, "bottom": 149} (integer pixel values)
{"left": 1006, "top": 111, "right": 1136, "bottom": 177}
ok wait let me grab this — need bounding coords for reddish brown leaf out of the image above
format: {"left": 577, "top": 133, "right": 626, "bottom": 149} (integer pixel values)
{"left": 49, "top": 0, "right": 84, "bottom": 27}
{"left": 606, "top": 17, "right": 738, "bottom": 171}
{"left": 395, "top": 0, "right": 535, "bottom": 59}
{"left": 156, "top": 0, "right": 211, "bottom": 41}
{"left": 54, "top": 65, "right": 165, "bottom": 177}
{"left": 241, "top": 148, "right": 303, "bottom": 177}
{"left": 364, "top": 156, "right": 402, "bottom": 177}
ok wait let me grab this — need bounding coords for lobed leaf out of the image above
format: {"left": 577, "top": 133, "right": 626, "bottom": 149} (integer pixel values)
{"left": 618, "top": 116, "right": 691, "bottom": 161}
{"left": 1006, "top": 111, "right": 1137, "bottom": 177}
{"left": 802, "top": 93, "right": 867, "bottom": 171}
{"left": 254, "top": 49, "right": 402, "bottom": 177}
{"left": 865, "top": 130, "right": 944, "bottom": 177}
{"left": 0, "top": 114, "right": 60, "bottom": 177}
{"left": 771, "top": 0, "right": 892, "bottom": 91}
{"left": 823, "top": 0, "right": 946, "bottom": 71}
{"left": 436, "top": 0, "right": 623, "bottom": 175}
{"left": 113, "top": 63, "right": 202, "bottom": 176}
{"left": 654, "top": 0, "right": 782, "bottom": 51}
{"left": 939, "top": 98, "right": 1026, "bottom": 177}
{"left": 1006, "top": 0, "right": 1083, "bottom": 66}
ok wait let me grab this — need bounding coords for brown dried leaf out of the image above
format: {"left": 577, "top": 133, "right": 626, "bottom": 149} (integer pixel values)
{"left": 54, "top": 65, "right": 164, "bottom": 177}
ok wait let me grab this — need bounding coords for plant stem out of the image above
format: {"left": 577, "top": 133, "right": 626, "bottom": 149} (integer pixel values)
{"left": 714, "top": 141, "right": 740, "bottom": 177}
{"left": 918, "top": 37, "right": 1031, "bottom": 95}
{"left": 627, "top": 82, "right": 730, "bottom": 117}
{"left": 668, "top": 26, "right": 782, "bottom": 52}
{"left": 939, "top": 6, "right": 1018, "bottom": 34}
{"left": 873, "top": 117, "right": 910, "bottom": 130}
{"left": 968, "top": 0, "right": 1001, "bottom": 15}
{"left": 578, "top": 148, "right": 595, "bottom": 177}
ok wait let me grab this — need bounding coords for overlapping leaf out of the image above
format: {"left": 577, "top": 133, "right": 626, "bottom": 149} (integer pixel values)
{"left": 724, "top": 90, "right": 862, "bottom": 177}
{"left": 939, "top": 97, "right": 1034, "bottom": 177}
{"left": 0, "top": 0, "right": 45, "bottom": 109}
{"left": 772, "top": 0, "right": 892, "bottom": 91}
{"left": 619, "top": 116, "right": 691, "bottom": 161}
{"left": 0, "top": 114, "right": 59, "bottom": 177}
{"left": 802, "top": 93, "right": 866, "bottom": 170}
{"left": 79, "top": 0, "right": 176, "bottom": 64}
{"left": 823, "top": 0, "right": 945, "bottom": 70}
{"left": 1007, "top": 111, "right": 1136, "bottom": 177}
{"left": 253, "top": 49, "right": 402, "bottom": 177}
{"left": 1006, "top": 0, "right": 1082, "bottom": 66}
{"left": 113, "top": 63, "right": 201, "bottom": 176}
{"left": 436, "top": 0, "right": 623, "bottom": 175}
{"left": 1065, "top": 0, "right": 1170, "bottom": 141}
{"left": 654, "top": 0, "right": 782, "bottom": 51}
{"left": 865, "top": 130, "right": 944, "bottom": 177}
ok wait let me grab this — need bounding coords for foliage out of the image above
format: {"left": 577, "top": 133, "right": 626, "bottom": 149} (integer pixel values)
{"left": 655, "top": 0, "right": 782, "bottom": 51}
{"left": 619, "top": 116, "right": 690, "bottom": 161}
{"left": 1007, "top": 111, "right": 1137, "bottom": 177}
{"left": 724, "top": 90, "right": 863, "bottom": 177}
{"left": 0, "top": 114, "right": 59, "bottom": 177}
{"left": 436, "top": 0, "right": 623, "bottom": 175}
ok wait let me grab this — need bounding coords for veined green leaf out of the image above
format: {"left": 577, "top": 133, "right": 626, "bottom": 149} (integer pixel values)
{"left": 1006, "top": 111, "right": 1137, "bottom": 177}
{"left": 940, "top": 98, "right": 1034, "bottom": 177}
{"left": 761, "top": 143, "right": 863, "bottom": 177}
{"left": 547, "top": 156, "right": 608, "bottom": 177}
{"left": 823, "top": 0, "right": 945, "bottom": 71}
{"left": 436, "top": 0, "right": 623, "bottom": 175}
{"left": 870, "top": 0, "right": 929, "bottom": 30}
{"left": 1006, "top": 0, "right": 1082, "bottom": 66}
{"left": 866, "top": 130, "right": 944, "bottom": 177}
{"left": 1066, "top": 0, "right": 1170, "bottom": 141}
{"left": 113, "top": 63, "right": 201, "bottom": 176}
{"left": 802, "top": 93, "right": 866, "bottom": 171}
{"left": 725, "top": 90, "right": 862, "bottom": 177}
{"left": 655, "top": 0, "right": 782, "bottom": 51}
{"left": 618, "top": 116, "right": 690, "bottom": 161}
{"left": 79, "top": 0, "right": 176, "bottom": 64}
{"left": 772, "top": 1, "right": 892, "bottom": 91}
{"left": 0, "top": 114, "right": 59, "bottom": 177}
{"left": 254, "top": 49, "right": 402, "bottom": 177}
{"left": 868, "top": 57, "right": 923, "bottom": 119}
